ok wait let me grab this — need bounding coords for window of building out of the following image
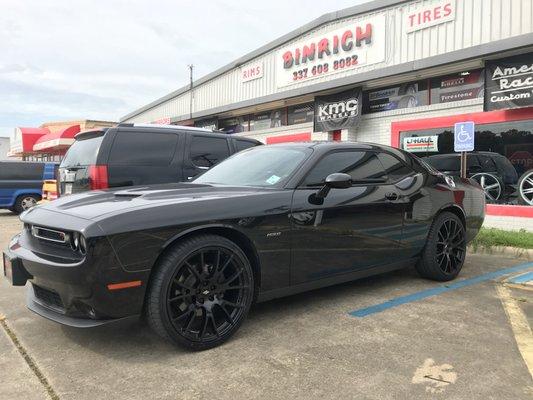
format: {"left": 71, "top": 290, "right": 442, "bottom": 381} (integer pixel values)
{"left": 190, "top": 136, "right": 230, "bottom": 168}
{"left": 249, "top": 109, "right": 287, "bottom": 131}
{"left": 219, "top": 116, "right": 249, "bottom": 134}
{"left": 430, "top": 70, "right": 484, "bottom": 104}
{"left": 288, "top": 103, "right": 314, "bottom": 125}
{"left": 303, "top": 151, "right": 387, "bottom": 186}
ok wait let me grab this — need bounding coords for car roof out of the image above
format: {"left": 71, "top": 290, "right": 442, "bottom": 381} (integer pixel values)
{"left": 266, "top": 141, "right": 392, "bottom": 151}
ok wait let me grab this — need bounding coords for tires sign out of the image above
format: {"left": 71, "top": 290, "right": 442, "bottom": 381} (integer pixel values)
{"left": 484, "top": 52, "right": 533, "bottom": 111}
{"left": 403, "top": 136, "right": 439, "bottom": 153}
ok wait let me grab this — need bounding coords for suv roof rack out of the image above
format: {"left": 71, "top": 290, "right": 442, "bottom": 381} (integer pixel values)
{"left": 117, "top": 123, "right": 214, "bottom": 133}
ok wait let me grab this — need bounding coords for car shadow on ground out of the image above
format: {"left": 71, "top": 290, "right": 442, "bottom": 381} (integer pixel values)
{"left": 58, "top": 266, "right": 418, "bottom": 359}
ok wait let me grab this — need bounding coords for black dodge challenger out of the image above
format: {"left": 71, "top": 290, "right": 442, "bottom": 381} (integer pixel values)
{"left": 3, "top": 142, "right": 485, "bottom": 350}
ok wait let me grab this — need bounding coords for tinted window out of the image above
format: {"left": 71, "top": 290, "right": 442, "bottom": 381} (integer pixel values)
{"left": 303, "top": 151, "right": 387, "bottom": 186}
{"left": 190, "top": 136, "right": 230, "bottom": 168}
{"left": 194, "top": 147, "right": 311, "bottom": 187}
{"left": 60, "top": 135, "right": 104, "bottom": 167}
{"left": 377, "top": 153, "right": 412, "bottom": 181}
{"left": 0, "top": 162, "right": 44, "bottom": 180}
{"left": 235, "top": 140, "right": 258, "bottom": 152}
{"left": 109, "top": 131, "right": 177, "bottom": 165}
{"left": 424, "top": 156, "right": 460, "bottom": 172}
{"left": 476, "top": 155, "right": 497, "bottom": 171}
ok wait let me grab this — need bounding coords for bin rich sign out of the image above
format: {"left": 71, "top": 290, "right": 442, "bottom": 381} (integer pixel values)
{"left": 276, "top": 15, "right": 386, "bottom": 88}
{"left": 314, "top": 88, "right": 362, "bottom": 132}
{"left": 485, "top": 53, "right": 533, "bottom": 111}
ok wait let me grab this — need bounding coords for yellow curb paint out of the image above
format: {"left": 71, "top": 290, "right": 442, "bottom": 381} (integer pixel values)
{"left": 496, "top": 284, "right": 533, "bottom": 380}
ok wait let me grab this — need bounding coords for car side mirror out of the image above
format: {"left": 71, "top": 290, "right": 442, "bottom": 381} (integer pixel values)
{"left": 316, "top": 173, "right": 352, "bottom": 199}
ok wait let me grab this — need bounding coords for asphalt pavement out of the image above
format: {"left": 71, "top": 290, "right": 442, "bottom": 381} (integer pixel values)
{"left": 0, "top": 209, "right": 532, "bottom": 400}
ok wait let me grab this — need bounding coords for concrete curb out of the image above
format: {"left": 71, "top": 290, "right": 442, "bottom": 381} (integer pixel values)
{"left": 468, "top": 245, "right": 533, "bottom": 260}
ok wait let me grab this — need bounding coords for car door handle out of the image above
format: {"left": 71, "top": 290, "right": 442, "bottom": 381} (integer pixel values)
{"left": 385, "top": 192, "right": 399, "bottom": 201}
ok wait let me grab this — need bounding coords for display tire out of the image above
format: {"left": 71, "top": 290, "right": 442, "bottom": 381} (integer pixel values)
{"left": 517, "top": 169, "right": 533, "bottom": 206}
{"left": 146, "top": 234, "right": 254, "bottom": 351}
{"left": 416, "top": 212, "right": 466, "bottom": 282}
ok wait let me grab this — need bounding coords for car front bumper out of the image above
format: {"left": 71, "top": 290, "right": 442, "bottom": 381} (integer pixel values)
{"left": 3, "top": 233, "right": 149, "bottom": 327}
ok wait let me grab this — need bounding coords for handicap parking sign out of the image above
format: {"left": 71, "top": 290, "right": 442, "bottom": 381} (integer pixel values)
{"left": 454, "top": 121, "right": 475, "bottom": 152}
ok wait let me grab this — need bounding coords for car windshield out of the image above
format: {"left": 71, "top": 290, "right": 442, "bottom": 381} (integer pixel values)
{"left": 193, "top": 146, "right": 311, "bottom": 187}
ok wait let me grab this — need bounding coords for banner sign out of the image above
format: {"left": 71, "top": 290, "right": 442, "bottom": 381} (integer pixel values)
{"left": 433, "top": 70, "right": 484, "bottom": 104}
{"left": 485, "top": 52, "right": 533, "bottom": 111}
{"left": 365, "top": 83, "right": 422, "bottom": 113}
{"left": 314, "top": 88, "right": 362, "bottom": 132}
{"left": 403, "top": 136, "right": 439, "bottom": 153}
{"left": 276, "top": 15, "right": 386, "bottom": 88}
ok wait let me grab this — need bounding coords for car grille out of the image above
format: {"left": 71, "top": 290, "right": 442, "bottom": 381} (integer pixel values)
{"left": 32, "top": 285, "right": 64, "bottom": 310}
{"left": 30, "top": 225, "right": 69, "bottom": 244}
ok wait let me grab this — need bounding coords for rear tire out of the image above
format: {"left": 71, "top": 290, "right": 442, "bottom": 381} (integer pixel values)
{"left": 416, "top": 212, "right": 466, "bottom": 282}
{"left": 12, "top": 194, "right": 40, "bottom": 214}
{"left": 146, "top": 234, "right": 254, "bottom": 350}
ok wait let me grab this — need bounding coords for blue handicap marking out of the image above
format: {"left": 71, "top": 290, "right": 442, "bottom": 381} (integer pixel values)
{"left": 507, "top": 271, "right": 533, "bottom": 284}
{"left": 454, "top": 121, "right": 475, "bottom": 152}
{"left": 349, "top": 262, "right": 533, "bottom": 318}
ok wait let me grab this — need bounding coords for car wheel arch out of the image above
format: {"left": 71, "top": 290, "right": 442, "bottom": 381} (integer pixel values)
{"left": 149, "top": 225, "right": 262, "bottom": 298}
{"left": 436, "top": 204, "right": 466, "bottom": 228}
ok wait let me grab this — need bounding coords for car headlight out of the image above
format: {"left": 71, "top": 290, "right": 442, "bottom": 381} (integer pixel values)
{"left": 444, "top": 174, "right": 456, "bottom": 188}
{"left": 70, "top": 232, "right": 87, "bottom": 254}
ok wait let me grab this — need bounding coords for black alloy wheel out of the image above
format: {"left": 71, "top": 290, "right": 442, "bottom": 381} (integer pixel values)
{"left": 147, "top": 235, "right": 254, "bottom": 350}
{"left": 416, "top": 212, "right": 466, "bottom": 281}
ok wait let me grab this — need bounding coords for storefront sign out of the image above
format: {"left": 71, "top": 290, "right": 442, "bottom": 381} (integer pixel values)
{"left": 241, "top": 62, "right": 263, "bottom": 83}
{"left": 403, "top": 136, "right": 439, "bottom": 153}
{"left": 405, "top": 0, "right": 455, "bottom": 33}
{"left": 485, "top": 53, "right": 533, "bottom": 111}
{"left": 152, "top": 117, "right": 171, "bottom": 125}
{"left": 365, "top": 83, "right": 421, "bottom": 113}
{"left": 432, "top": 70, "right": 484, "bottom": 104}
{"left": 276, "top": 15, "right": 386, "bottom": 88}
{"left": 314, "top": 88, "right": 362, "bottom": 132}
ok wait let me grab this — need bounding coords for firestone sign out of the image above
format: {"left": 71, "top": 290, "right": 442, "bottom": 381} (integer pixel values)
{"left": 276, "top": 15, "right": 386, "bottom": 88}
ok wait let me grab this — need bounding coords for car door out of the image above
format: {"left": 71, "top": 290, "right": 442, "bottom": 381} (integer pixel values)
{"left": 182, "top": 134, "right": 231, "bottom": 181}
{"left": 289, "top": 149, "right": 407, "bottom": 284}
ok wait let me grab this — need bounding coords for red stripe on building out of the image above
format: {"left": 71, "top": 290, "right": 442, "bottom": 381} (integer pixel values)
{"left": 266, "top": 132, "right": 311, "bottom": 144}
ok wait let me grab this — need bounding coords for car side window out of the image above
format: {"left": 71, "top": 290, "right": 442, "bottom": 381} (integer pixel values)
{"left": 376, "top": 153, "right": 413, "bottom": 182}
{"left": 303, "top": 151, "right": 387, "bottom": 186}
{"left": 0, "top": 163, "right": 44, "bottom": 180}
{"left": 190, "top": 136, "right": 230, "bottom": 168}
{"left": 108, "top": 131, "right": 178, "bottom": 166}
{"left": 477, "top": 155, "right": 497, "bottom": 171}
{"left": 234, "top": 140, "right": 257, "bottom": 152}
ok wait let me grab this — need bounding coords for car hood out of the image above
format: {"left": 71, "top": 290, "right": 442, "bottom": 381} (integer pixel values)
{"left": 34, "top": 183, "right": 277, "bottom": 220}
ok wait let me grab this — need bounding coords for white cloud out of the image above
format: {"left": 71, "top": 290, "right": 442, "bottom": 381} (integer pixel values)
{"left": 0, "top": 0, "right": 367, "bottom": 136}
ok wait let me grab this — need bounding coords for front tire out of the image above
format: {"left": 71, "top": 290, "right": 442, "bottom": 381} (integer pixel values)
{"left": 146, "top": 235, "right": 254, "bottom": 350}
{"left": 416, "top": 212, "right": 466, "bottom": 282}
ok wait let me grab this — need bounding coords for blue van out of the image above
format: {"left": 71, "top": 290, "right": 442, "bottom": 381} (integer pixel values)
{"left": 0, "top": 161, "right": 57, "bottom": 214}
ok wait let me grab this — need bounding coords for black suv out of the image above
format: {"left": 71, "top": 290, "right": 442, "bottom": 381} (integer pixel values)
{"left": 423, "top": 152, "right": 518, "bottom": 202}
{"left": 58, "top": 124, "right": 261, "bottom": 195}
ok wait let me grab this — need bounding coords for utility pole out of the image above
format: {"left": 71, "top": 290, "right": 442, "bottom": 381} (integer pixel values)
{"left": 188, "top": 64, "right": 194, "bottom": 120}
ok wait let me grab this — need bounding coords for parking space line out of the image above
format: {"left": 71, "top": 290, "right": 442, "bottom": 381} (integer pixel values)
{"left": 496, "top": 285, "right": 533, "bottom": 379}
{"left": 507, "top": 271, "right": 533, "bottom": 285}
{"left": 349, "top": 262, "right": 533, "bottom": 318}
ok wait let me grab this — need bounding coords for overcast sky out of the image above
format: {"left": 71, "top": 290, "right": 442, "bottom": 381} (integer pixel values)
{"left": 0, "top": 0, "right": 368, "bottom": 137}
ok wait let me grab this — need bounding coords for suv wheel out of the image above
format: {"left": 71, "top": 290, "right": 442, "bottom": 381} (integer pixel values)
{"left": 146, "top": 235, "right": 254, "bottom": 350}
{"left": 416, "top": 212, "right": 466, "bottom": 282}
{"left": 12, "top": 194, "right": 40, "bottom": 214}
{"left": 518, "top": 169, "right": 533, "bottom": 206}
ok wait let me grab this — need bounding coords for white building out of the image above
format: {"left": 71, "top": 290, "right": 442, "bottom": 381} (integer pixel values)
{"left": 122, "top": 0, "right": 533, "bottom": 229}
{"left": 0, "top": 137, "right": 10, "bottom": 160}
